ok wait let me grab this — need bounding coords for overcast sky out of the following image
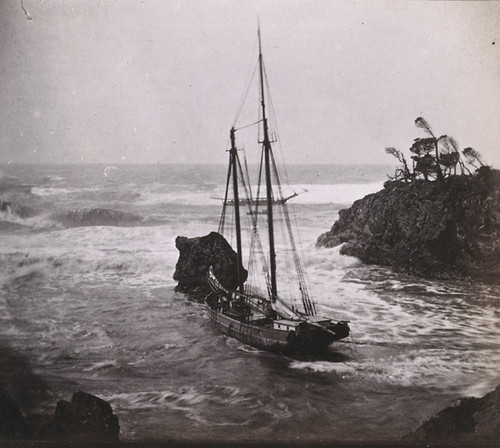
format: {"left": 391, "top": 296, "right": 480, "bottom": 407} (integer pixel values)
{"left": 1, "top": 0, "right": 499, "bottom": 166}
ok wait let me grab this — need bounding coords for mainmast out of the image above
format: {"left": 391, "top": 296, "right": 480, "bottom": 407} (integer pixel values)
{"left": 230, "top": 127, "right": 244, "bottom": 293}
{"left": 258, "top": 27, "right": 277, "bottom": 302}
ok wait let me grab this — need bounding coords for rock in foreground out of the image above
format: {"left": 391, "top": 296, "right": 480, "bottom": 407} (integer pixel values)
{"left": 0, "top": 386, "right": 31, "bottom": 440}
{"left": 39, "top": 391, "right": 120, "bottom": 442}
{"left": 405, "top": 385, "right": 500, "bottom": 444}
{"left": 317, "top": 167, "right": 500, "bottom": 282}
{"left": 174, "top": 232, "right": 248, "bottom": 300}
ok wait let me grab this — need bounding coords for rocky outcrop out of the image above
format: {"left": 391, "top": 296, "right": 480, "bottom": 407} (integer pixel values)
{"left": 0, "top": 386, "right": 31, "bottom": 440}
{"left": 39, "top": 391, "right": 120, "bottom": 442}
{"left": 317, "top": 167, "right": 500, "bottom": 282}
{"left": 1, "top": 387, "right": 119, "bottom": 442}
{"left": 405, "top": 385, "right": 500, "bottom": 444}
{"left": 173, "top": 232, "right": 248, "bottom": 299}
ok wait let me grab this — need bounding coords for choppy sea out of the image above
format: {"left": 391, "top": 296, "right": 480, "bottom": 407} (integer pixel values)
{"left": 1, "top": 163, "right": 499, "bottom": 442}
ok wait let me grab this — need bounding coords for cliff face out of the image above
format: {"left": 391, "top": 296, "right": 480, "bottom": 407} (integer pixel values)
{"left": 317, "top": 167, "right": 500, "bottom": 282}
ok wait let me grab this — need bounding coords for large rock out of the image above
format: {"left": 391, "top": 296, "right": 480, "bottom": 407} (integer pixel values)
{"left": 404, "top": 385, "right": 500, "bottom": 444}
{"left": 317, "top": 167, "right": 500, "bottom": 282}
{"left": 38, "top": 391, "right": 119, "bottom": 442}
{"left": 0, "top": 386, "right": 31, "bottom": 440}
{"left": 173, "top": 231, "right": 248, "bottom": 299}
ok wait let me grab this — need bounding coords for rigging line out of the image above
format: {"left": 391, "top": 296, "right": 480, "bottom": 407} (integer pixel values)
{"left": 279, "top": 208, "right": 298, "bottom": 309}
{"left": 234, "top": 119, "right": 263, "bottom": 132}
{"left": 234, "top": 154, "right": 255, "bottom": 251}
{"left": 248, "top": 222, "right": 271, "bottom": 302}
{"left": 234, "top": 150, "right": 272, "bottom": 297}
{"left": 271, "top": 148, "right": 313, "bottom": 312}
{"left": 270, "top": 149, "right": 314, "bottom": 315}
{"left": 236, "top": 151, "right": 251, "bottom": 204}
{"left": 290, "top": 194, "right": 315, "bottom": 314}
{"left": 249, "top": 221, "right": 272, "bottom": 299}
{"left": 223, "top": 199, "right": 235, "bottom": 251}
{"left": 255, "top": 145, "right": 264, "bottom": 218}
{"left": 263, "top": 63, "right": 292, "bottom": 188}
{"left": 233, "top": 59, "right": 259, "bottom": 128}
{"left": 261, "top": 66, "right": 314, "bottom": 314}
{"left": 262, "top": 61, "right": 310, "bottom": 310}
{"left": 242, "top": 148, "right": 253, "bottom": 202}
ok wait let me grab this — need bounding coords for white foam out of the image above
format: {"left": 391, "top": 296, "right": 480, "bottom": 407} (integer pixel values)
{"left": 83, "top": 359, "right": 119, "bottom": 372}
{"left": 31, "top": 186, "right": 100, "bottom": 196}
{"left": 137, "top": 191, "right": 218, "bottom": 206}
{"left": 0, "top": 209, "right": 58, "bottom": 230}
{"left": 289, "top": 361, "right": 357, "bottom": 375}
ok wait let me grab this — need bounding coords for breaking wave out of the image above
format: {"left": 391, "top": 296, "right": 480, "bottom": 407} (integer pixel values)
{"left": 0, "top": 202, "right": 146, "bottom": 231}
{"left": 0, "top": 199, "right": 50, "bottom": 231}
{"left": 52, "top": 207, "right": 143, "bottom": 228}
{"left": 31, "top": 186, "right": 101, "bottom": 197}
{"left": 0, "top": 199, "right": 37, "bottom": 219}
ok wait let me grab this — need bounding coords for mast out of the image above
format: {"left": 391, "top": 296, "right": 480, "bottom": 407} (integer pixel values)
{"left": 258, "top": 27, "right": 277, "bottom": 302}
{"left": 230, "top": 127, "right": 244, "bottom": 293}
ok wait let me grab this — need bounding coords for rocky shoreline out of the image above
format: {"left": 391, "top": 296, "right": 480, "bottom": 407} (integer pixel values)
{"left": 317, "top": 167, "right": 500, "bottom": 283}
{"left": 0, "top": 344, "right": 119, "bottom": 443}
{"left": 313, "top": 166, "right": 500, "bottom": 442}
{"left": 404, "top": 385, "right": 500, "bottom": 444}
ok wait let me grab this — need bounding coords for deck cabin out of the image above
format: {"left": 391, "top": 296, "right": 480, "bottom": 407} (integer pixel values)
{"left": 273, "top": 319, "right": 301, "bottom": 331}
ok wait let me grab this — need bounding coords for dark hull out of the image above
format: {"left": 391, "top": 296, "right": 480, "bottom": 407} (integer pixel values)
{"left": 205, "top": 299, "right": 348, "bottom": 355}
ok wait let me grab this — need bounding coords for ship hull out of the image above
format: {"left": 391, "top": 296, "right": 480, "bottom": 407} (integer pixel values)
{"left": 205, "top": 296, "right": 348, "bottom": 355}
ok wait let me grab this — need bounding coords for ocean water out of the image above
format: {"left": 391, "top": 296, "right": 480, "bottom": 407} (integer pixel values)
{"left": 0, "top": 163, "right": 499, "bottom": 442}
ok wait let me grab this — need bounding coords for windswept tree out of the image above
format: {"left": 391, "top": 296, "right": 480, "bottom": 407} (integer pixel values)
{"left": 462, "top": 147, "right": 484, "bottom": 170}
{"left": 385, "top": 147, "right": 412, "bottom": 181}
{"left": 440, "top": 136, "right": 471, "bottom": 176}
{"left": 385, "top": 117, "right": 486, "bottom": 182}
{"left": 409, "top": 137, "right": 437, "bottom": 181}
{"left": 414, "top": 117, "right": 444, "bottom": 180}
{"left": 439, "top": 152, "right": 460, "bottom": 177}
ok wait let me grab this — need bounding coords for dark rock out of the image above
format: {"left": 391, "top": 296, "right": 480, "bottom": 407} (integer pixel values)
{"left": 0, "top": 345, "right": 51, "bottom": 414}
{"left": 405, "top": 385, "right": 500, "bottom": 444}
{"left": 173, "top": 231, "right": 248, "bottom": 300}
{"left": 0, "top": 386, "right": 31, "bottom": 440}
{"left": 39, "top": 391, "right": 119, "bottom": 442}
{"left": 317, "top": 168, "right": 500, "bottom": 282}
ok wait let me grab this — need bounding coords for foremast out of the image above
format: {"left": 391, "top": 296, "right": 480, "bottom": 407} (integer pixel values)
{"left": 230, "top": 127, "right": 244, "bottom": 293}
{"left": 258, "top": 27, "right": 278, "bottom": 303}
